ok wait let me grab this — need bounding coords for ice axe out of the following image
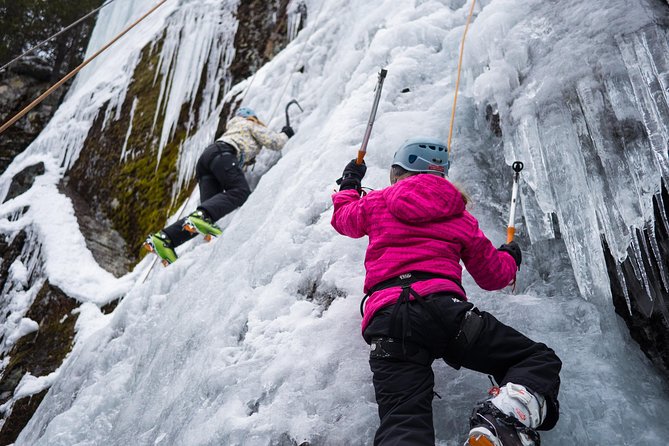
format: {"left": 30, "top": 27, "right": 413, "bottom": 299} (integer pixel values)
{"left": 285, "top": 99, "right": 303, "bottom": 127}
{"left": 356, "top": 68, "right": 388, "bottom": 165}
{"left": 506, "top": 161, "right": 524, "bottom": 243}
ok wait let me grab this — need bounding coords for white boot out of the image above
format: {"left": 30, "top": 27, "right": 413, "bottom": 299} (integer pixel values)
{"left": 489, "top": 383, "right": 546, "bottom": 429}
{"left": 465, "top": 383, "right": 546, "bottom": 446}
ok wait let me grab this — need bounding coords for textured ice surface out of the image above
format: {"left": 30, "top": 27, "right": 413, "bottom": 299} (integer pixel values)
{"left": 3, "top": 0, "right": 669, "bottom": 445}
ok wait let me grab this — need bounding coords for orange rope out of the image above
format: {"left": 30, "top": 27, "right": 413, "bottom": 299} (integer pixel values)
{"left": 447, "top": 0, "right": 476, "bottom": 154}
{"left": 0, "top": 0, "right": 169, "bottom": 136}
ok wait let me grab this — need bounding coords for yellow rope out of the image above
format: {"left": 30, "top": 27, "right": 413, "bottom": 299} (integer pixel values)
{"left": 0, "top": 0, "right": 169, "bottom": 136}
{"left": 447, "top": 0, "right": 476, "bottom": 154}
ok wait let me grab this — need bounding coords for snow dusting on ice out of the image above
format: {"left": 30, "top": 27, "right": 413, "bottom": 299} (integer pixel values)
{"left": 0, "top": 0, "right": 668, "bottom": 445}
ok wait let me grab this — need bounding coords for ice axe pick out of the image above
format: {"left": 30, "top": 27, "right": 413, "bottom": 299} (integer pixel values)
{"left": 285, "top": 99, "right": 303, "bottom": 127}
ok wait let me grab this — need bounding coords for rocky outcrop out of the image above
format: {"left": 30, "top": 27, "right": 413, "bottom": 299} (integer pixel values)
{"left": 0, "top": 2, "right": 305, "bottom": 440}
{"left": 59, "top": 179, "right": 132, "bottom": 278}
{"left": 604, "top": 180, "right": 669, "bottom": 378}
{"left": 66, "top": 0, "right": 299, "bottom": 264}
{"left": 0, "top": 231, "right": 28, "bottom": 295}
{"left": 4, "top": 162, "right": 45, "bottom": 203}
{"left": 0, "top": 66, "right": 61, "bottom": 173}
{"left": 0, "top": 0, "right": 100, "bottom": 172}
{"left": 229, "top": 0, "right": 293, "bottom": 80}
{"left": 0, "top": 282, "right": 78, "bottom": 445}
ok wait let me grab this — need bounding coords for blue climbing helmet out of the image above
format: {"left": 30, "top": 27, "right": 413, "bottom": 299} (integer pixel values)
{"left": 236, "top": 107, "right": 257, "bottom": 118}
{"left": 392, "top": 137, "right": 450, "bottom": 175}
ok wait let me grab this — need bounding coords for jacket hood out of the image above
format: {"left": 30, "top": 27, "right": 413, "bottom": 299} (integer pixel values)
{"left": 383, "top": 174, "right": 466, "bottom": 223}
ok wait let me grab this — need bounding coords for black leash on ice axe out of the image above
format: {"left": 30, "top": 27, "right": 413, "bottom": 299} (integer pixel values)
{"left": 356, "top": 68, "right": 388, "bottom": 165}
{"left": 285, "top": 99, "right": 303, "bottom": 127}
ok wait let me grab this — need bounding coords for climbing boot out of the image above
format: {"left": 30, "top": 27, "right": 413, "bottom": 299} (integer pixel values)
{"left": 182, "top": 209, "right": 222, "bottom": 241}
{"left": 143, "top": 231, "right": 178, "bottom": 266}
{"left": 466, "top": 383, "right": 545, "bottom": 446}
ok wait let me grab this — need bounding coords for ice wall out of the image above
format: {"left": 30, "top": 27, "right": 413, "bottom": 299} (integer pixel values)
{"left": 8, "top": 0, "right": 669, "bottom": 445}
{"left": 468, "top": 0, "right": 669, "bottom": 308}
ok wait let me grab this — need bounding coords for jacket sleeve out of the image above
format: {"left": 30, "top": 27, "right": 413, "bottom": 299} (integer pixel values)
{"left": 249, "top": 122, "right": 289, "bottom": 151}
{"left": 460, "top": 213, "right": 517, "bottom": 290}
{"left": 331, "top": 190, "right": 368, "bottom": 238}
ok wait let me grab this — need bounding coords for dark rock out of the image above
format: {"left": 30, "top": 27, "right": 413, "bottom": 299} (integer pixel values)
{"left": 218, "top": 0, "right": 297, "bottom": 136}
{"left": 0, "top": 231, "right": 28, "bottom": 295}
{"left": 101, "top": 299, "right": 120, "bottom": 315}
{"left": 0, "top": 72, "right": 61, "bottom": 173}
{"left": 485, "top": 104, "right": 502, "bottom": 138}
{"left": 66, "top": 2, "right": 299, "bottom": 263}
{"left": 603, "top": 179, "right": 669, "bottom": 378}
{"left": 229, "top": 0, "right": 294, "bottom": 80}
{"left": 10, "top": 57, "right": 53, "bottom": 82}
{"left": 4, "top": 162, "right": 45, "bottom": 202}
{"left": 0, "top": 0, "right": 99, "bottom": 173}
{"left": 65, "top": 40, "right": 196, "bottom": 263}
{"left": 0, "top": 281, "right": 78, "bottom": 443}
{"left": 0, "top": 390, "right": 47, "bottom": 446}
{"left": 58, "top": 179, "right": 132, "bottom": 278}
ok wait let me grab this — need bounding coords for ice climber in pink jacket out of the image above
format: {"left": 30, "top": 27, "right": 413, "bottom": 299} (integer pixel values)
{"left": 331, "top": 137, "right": 562, "bottom": 446}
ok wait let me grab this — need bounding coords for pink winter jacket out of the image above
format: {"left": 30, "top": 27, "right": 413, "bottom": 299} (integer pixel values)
{"left": 331, "top": 174, "right": 517, "bottom": 332}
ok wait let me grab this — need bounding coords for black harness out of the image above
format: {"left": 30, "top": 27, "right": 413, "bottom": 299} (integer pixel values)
{"left": 365, "top": 271, "right": 483, "bottom": 368}
{"left": 360, "top": 271, "right": 465, "bottom": 317}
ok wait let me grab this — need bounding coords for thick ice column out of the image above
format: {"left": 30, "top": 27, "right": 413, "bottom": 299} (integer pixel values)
{"left": 153, "top": 2, "right": 240, "bottom": 166}
{"left": 536, "top": 101, "right": 612, "bottom": 303}
{"left": 616, "top": 27, "right": 669, "bottom": 179}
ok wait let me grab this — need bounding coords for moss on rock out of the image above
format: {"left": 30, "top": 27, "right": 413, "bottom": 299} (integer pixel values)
{"left": 67, "top": 39, "right": 196, "bottom": 263}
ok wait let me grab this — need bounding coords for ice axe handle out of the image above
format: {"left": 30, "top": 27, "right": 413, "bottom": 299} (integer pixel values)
{"left": 506, "top": 227, "right": 516, "bottom": 244}
{"left": 506, "top": 161, "right": 524, "bottom": 243}
{"left": 356, "top": 69, "right": 388, "bottom": 165}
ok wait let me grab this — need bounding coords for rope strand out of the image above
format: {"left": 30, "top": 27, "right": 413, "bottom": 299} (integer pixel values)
{"left": 0, "top": 0, "right": 169, "bottom": 136}
{"left": 447, "top": 0, "right": 476, "bottom": 154}
{"left": 0, "top": 0, "right": 122, "bottom": 74}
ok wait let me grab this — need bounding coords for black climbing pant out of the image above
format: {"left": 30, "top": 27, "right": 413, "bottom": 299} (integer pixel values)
{"left": 162, "top": 142, "right": 251, "bottom": 247}
{"left": 363, "top": 293, "right": 562, "bottom": 446}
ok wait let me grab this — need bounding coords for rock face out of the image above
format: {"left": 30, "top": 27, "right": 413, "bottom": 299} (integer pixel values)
{"left": 0, "top": 282, "right": 78, "bottom": 445}
{"left": 0, "top": 1, "right": 302, "bottom": 439}
{"left": 604, "top": 180, "right": 669, "bottom": 378}
{"left": 66, "top": 0, "right": 295, "bottom": 264}
{"left": 4, "top": 163, "right": 45, "bottom": 202}
{"left": 0, "top": 63, "right": 62, "bottom": 174}
{"left": 0, "top": 0, "right": 100, "bottom": 173}
{"left": 0, "top": 5, "right": 96, "bottom": 427}
{"left": 59, "top": 179, "right": 133, "bottom": 278}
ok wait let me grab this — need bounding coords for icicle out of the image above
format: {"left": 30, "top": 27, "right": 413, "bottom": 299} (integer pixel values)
{"left": 656, "top": 184, "right": 669, "bottom": 235}
{"left": 120, "top": 97, "right": 139, "bottom": 163}
{"left": 151, "top": 4, "right": 239, "bottom": 167}
{"left": 628, "top": 232, "right": 655, "bottom": 319}
{"left": 647, "top": 221, "right": 669, "bottom": 292}
{"left": 287, "top": 1, "right": 307, "bottom": 41}
{"left": 615, "top": 262, "right": 633, "bottom": 315}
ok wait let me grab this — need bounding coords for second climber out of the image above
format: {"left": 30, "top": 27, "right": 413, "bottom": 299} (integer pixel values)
{"left": 144, "top": 107, "right": 294, "bottom": 265}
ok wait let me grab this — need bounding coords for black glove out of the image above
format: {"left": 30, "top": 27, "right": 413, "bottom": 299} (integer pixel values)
{"left": 281, "top": 125, "right": 295, "bottom": 138}
{"left": 499, "top": 241, "right": 522, "bottom": 268}
{"left": 336, "top": 159, "right": 367, "bottom": 192}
